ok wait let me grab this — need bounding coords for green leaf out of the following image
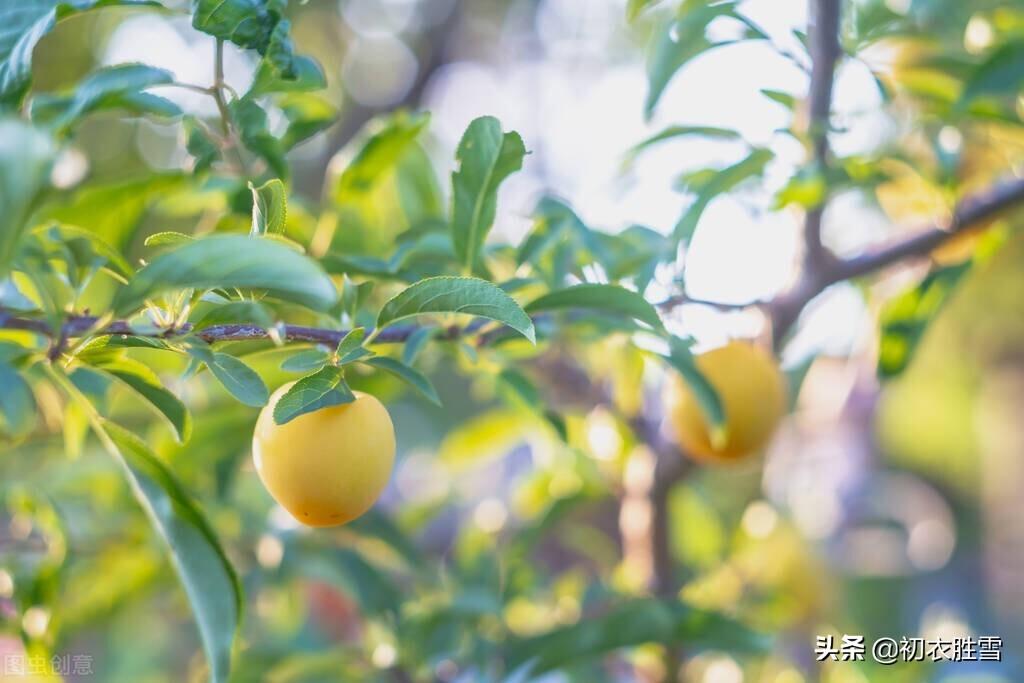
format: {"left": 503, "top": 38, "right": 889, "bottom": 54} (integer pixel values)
{"left": 228, "top": 98, "right": 287, "bottom": 179}
{"left": 102, "top": 421, "right": 241, "bottom": 683}
{"left": 335, "top": 111, "right": 429, "bottom": 202}
{"left": 279, "top": 93, "right": 337, "bottom": 149}
{"left": 208, "top": 352, "right": 268, "bottom": 407}
{"left": 450, "top": 116, "right": 526, "bottom": 270}
{"left": 37, "top": 173, "right": 185, "bottom": 249}
{"left": 628, "top": 125, "right": 740, "bottom": 159}
{"left": 377, "top": 276, "right": 535, "bottom": 343}
{"left": 0, "top": 119, "right": 55, "bottom": 276}
{"left": 627, "top": 0, "right": 662, "bottom": 22}
{"left": 31, "top": 63, "right": 180, "bottom": 132}
{"left": 191, "top": 0, "right": 286, "bottom": 54}
{"left": 280, "top": 348, "right": 329, "bottom": 372}
{"left": 663, "top": 337, "right": 726, "bottom": 441}
{"left": 334, "top": 327, "right": 366, "bottom": 362}
{"left": 273, "top": 365, "right": 354, "bottom": 425}
{"left": 113, "top": 235, "right": 337, "bottom": 315}
{"left": 249, "top": 54, "right": 325, "bottom": 97}
{"left": 93, "top": 357, "right": 192, "bottom": 442}
{"left": 0, "top": 0, "right": 159, "bottom": 107}
{"left": 249, "top": 178, "right": 287, "bottom": 236}
{"left": 401, "top": 325, "right": 435, "bottom": 365}
{"left": 184, "top": 116, "right": 219, "bottom": 172}
{"left": 959, "top": 41, "right": 1024, "bottom": 107}
{"left": 525, "top": 283, "right": 663, "bottom": 330}
{"left": 0, "top": 363, "right": 35, "bottom": 438}
{"left": 365, "top": 356, "right": 440, "bottom": 406}
{"left": 506, "top": 598, "right": 766, "bottom": 673}
{"left": 878, "top": 262, "right": 971, "bottom": 378}
{"left": 673, "top": 148, "right": 774, "bottom": 244}
{"left": 36, "top": 223, "right": 133, "bottom": 278}
{"left": 192, "top": 301, "right": 273, "bottom": 331}
{"left": 645, "top": 2, "right": 750, "bottom": 119}
{"left": 52, "top": 366, "right": 241, "bottom": 683}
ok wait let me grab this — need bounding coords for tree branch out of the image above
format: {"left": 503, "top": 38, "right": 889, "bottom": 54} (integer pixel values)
{"left": 802, "top": 0, "right": 842, "bottom": 274}
{"left": 0, "top": 310, "right": 486, "bottom": 348}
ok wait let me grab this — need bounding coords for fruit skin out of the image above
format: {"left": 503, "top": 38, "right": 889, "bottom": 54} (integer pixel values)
{"left": 253, "top": 385, "right": 396, "bottom": 527}
{"left": 666, "top": 341, "right": 786, "bottom": 464}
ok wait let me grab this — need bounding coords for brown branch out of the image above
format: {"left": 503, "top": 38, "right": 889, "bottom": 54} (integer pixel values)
{"left": 0, "top": 310, "right": 486, "bottom": 348}
{"left": 802, "top": 0, "right": 842, "bottom": 273}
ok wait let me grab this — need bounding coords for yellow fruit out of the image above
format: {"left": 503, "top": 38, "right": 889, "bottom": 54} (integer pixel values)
{"left": 253, "top": 385, "right": 396, "bottom": 527}
{"left": 666, "top": 341, "right": 786, "bottom": 464}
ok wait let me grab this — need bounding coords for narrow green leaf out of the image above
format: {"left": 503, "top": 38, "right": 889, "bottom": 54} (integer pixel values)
{"left": 365, "top": 356, "right": 440, "bottom": 406}
{"left": 645, "top": 3, "right": 751, "bottom": 119}
{"left": 208, "top": 353, "right": 268, "bottom": 407}
{"left": 673, "top": 148, "right": 774, "bottom": 244}
{"left": 627, "top": 0, "right": 662, "bottom": 22}
{"left": 51, "top": 367, "right": 241, "bottom": 683}
{"left": 377, "top": 276, "right": 535, "bottom": 343}
{"left": 450, "top": 116, "right": 526, "bottom": 270}
{"left": 228, "top": 98, "right": 288, "bottom": 179}
{"left": 628, "top": 125, "right": 740, "bottom": 160}
{"left": 0, "top": 0, "right": 160, "bottom": 107}
{"left": 663, "top": 337, "right": 726, "bottom": 437}
{"left": 878, "top": 262, "right": 972, "bottom": 378}
{"left": 31, "top": 63, "right": 179, "bottom": 131}
{"left": 249, "top": 178, "right": 287, "bottom": 236}
{"left": 273, "top": 365, "right": 354, "bottom": 425}
{"left": 279, "top": 93, "right": 337, "bottom": 149}
{"left": 401, "top": 326, "right": 435, "bottom": 365}
{"left": 526, "top": 283, "right": 663, "bottom": 330}
{"left": 0, "top": 363, "right": 35, "bottom": 438}
{"left": 93, "top": 357, "right": 192, "bottom": 442}
{"left": 113, "top": 235, "right": 337, "bottom": 315}
{"left": 0, "top": 119, "right": 55, "bottom": 276}
{"left": 102, "top": 422, "right": 241, "bottom": 683}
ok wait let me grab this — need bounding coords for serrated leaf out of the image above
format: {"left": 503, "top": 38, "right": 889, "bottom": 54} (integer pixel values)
{"left": 450, "top": 116, "right": 526, "bottom": 270}
{"left": 113, "top": 235, "right": 337, "bottom": 315}
{"left": 0, "top": 119, "right": 55, "bottom": 276}
{"left": 93, "top": 357, "right": 192, "bottom": 442}
{"left": 365, "top": 356, "right": 440, "bottom": 406}
{"left": 525, "top": 283, "right": 663, "bottom": 330}
{"left": 208, "top": 352, "right": 268, "bottom": 407}
{"left": 0, "top": 363, "right": 35, "bottom": 438}
{"left": 280, "top": 348, "right": 330, "bottom": 372}
{"left": 31, "top": 63, "right": 179, "bottom": 132}
{"left": 249, "top": 178, "right": 287, "bottom": 235}
{"left": 191, "top": 0, "right": 286, "bottom": 54}
{"left": 0, "top": 0, "right": 160, "bottom": 107}
{"left": 273, "top": 365, "right": 354, "bottom": 425}
{"left": 663, "top": 337, "right": 726, "bottom": 438}
{"left": 377, "top": 276, "right": 535, "bottom": 343}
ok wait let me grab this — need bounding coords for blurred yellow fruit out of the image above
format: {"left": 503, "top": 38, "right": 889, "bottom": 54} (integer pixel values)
{"left": 253, "top": 385, "right": 395, "bottom": 527}
{"left": 666, "top": 341, "right": 786, "bottom": 464}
